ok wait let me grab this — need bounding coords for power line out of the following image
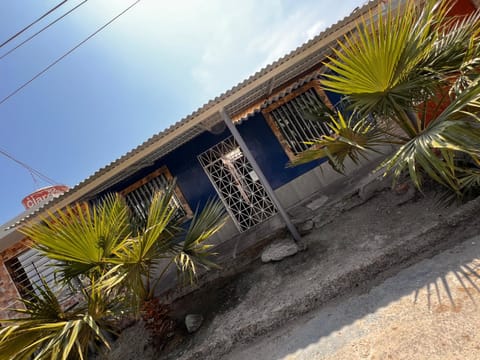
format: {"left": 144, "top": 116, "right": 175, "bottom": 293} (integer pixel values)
{"left": 0, "top": 147, "right": 59, "bottom": 186}
{"left": 0, "top": 1, "right": 69, "bottom": 49}
{"left": 0, "top": 0, "right": 89, "bottom": 61}
{"left": 0, "top": 0, "right": 142, "bottom": 106}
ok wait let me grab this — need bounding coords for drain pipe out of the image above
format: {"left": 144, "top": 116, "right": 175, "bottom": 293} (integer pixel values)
{"left": 220, "top": 108, "right": 302, "bottom": 243}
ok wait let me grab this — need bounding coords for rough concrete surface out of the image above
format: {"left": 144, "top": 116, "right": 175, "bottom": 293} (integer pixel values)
{"left": 261, "top": 237, "right": 299, "bottom": 263}
{"left": 99, "top": 182, "right": 480, "bottom": 360}
{"left": 228, "top": 237, "right": 480, "bottom": 359}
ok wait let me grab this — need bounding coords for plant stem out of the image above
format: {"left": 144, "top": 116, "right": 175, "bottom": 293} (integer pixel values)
{"left": 405, "top": 108, "right": 420, "bottom": 133}
{"left": 148, "top": 258, "right": 174, "bottom": 299}
{"left": 391, "top": 101, "right": 418, "bottom": 138}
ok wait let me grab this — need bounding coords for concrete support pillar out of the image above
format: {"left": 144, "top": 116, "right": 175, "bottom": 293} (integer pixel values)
{"left": 220, "top": 108, "right": 301, "bottom": 243}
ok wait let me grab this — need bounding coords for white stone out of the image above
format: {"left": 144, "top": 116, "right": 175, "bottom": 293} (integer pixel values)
{"left": 185, "top": 314, "right": 203, "bottom": 333}
{"left": 299, "top": 220, "right": 314, "bottom": 234}
{"left": 261, "top": 238, "right": 299, "bottom": 263}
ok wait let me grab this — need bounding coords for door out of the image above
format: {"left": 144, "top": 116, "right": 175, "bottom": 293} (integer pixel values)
{"left": 198, "top": 136, "right": 277, "bottom": 232}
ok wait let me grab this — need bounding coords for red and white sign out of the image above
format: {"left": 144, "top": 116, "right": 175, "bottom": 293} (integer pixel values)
{"left": 21, "top": 185, "right": 69, "bottom": 209}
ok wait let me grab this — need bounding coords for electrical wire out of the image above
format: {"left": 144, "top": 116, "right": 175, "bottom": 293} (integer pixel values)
{"left": 0, "top": 0, "right": 142, "bottom": 106}
{"left": 0, "top": 1, "right": 69, "bottom": 49}
{"left": 0, "top": 0, "right": 89, "bottom": 61}
{"left": 0, "top": 147, "right": 59, "bottom": 186}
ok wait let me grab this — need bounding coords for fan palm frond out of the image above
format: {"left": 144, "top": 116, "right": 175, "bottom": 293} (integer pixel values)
{"left": 322, "top": 0, "right": 480, "bottom": 137}
{"left": 291, "top": 111, "right": 388, "bottom": 173}
{"left": 0, "top": 280, "right": 113, "bottom": 360}
{"left": 173, "top": 199, "right": 227, "bottom": 284}
{"left": 382, "top": 80, "right": 480, "bottom": 191}
{"left": 21, "top": 195, "right": 131, "bottom": 281}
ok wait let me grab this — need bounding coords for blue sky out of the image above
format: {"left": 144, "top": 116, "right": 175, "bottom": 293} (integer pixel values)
{"left": 0, "top": 0, "right": 365, "bottom": 224}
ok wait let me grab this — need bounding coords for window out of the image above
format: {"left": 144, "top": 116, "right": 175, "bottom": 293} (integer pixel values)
{"left": 5, "top": 249, "right": 59, "bottom": 301}
{"left": 5, "top": 249, "right": 82, "bottom": 309}
{"left": 263, "top": 81, "right": 334, "bottom": 160}
{"left": 120, "top": 166, "right": 192, "bottom": 222}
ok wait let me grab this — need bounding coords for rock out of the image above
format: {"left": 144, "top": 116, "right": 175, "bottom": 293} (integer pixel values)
{"left": 261, "top": 237, "right": 299, "bottom": 263}
{"left": 185, "top": 314, "right": 203, "bottom": 333}
{"left": 299, "top": 219, "right": 314, "bottom": 235}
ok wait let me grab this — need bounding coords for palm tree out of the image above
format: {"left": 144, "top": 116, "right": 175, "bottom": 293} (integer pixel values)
{"left": 294, "top": 0, "right": 480, "bottom": 198}
{"left": 0, "top": 182, "right": 226, "bottom": 359}
{"left": 0, "top": 278, "right": 119, "bottom": 360}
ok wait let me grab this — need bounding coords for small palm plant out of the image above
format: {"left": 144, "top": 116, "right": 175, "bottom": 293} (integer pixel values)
{"left": 0, "top": 182, "right": 226, "bottom": 359}
{"left": 294, "top": 0, "right": 480, "bottom": 198}
{"left": 0, "top": 279, "right": 118, "bottom": 360}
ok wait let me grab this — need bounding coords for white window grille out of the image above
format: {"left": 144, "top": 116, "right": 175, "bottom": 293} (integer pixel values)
{"left": 6, "top": 249, "right": 60, "bottom": 300}
{"left": 264, "top": 83, "right": 333, "bottom": 159}
{"left": 120, "top": 167, "right": 192, "bottom": 223}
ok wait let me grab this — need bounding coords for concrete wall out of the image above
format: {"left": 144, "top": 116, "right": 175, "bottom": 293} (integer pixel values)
{"left": 275, "top": 162, "right": 343, "bottom": 209}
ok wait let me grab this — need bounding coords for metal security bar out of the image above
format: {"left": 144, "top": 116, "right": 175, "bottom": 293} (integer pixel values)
{"left": 198, "top": 136, "right": 277, "bottom": 232}
{"left": 124, "top": 172, "right": 187, "bottom": 223}
{"left": 6, "top": 249, "right": 59, "bottom": 300}
{"left": 269, "top": 88, "right": 331, "bottom": 155}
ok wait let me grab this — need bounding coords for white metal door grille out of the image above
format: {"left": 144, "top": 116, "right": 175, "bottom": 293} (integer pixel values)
{"left": 198, "top": 137, "right": 277, "bottom": 232}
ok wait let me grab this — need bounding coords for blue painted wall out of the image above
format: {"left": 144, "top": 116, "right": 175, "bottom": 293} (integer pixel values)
{"left": 103, "top": 127, "right": 230, "bottom": 210}
{"left": 97, "top": 87, "right": 348, "bottom": 213}
{"left": 237, "top": 112, "right": 324, "bottom": 189}
{"left": 99, "top": 112, "right": 325, "bottom": 211}
{"left": 325, "top": 90, "right": 343, "bottom": 109}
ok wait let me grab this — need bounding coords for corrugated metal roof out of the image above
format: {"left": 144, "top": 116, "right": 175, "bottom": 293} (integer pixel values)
{"left": 1, "top": 0, "right": 379, "bottom": 235}
{"left": 234, "top": 68, "right": 326, "bottom": 124}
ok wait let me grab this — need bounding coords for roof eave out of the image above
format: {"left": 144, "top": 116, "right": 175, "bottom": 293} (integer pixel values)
{"left": 1, "top": 0, "right": 380, "bottom": 237}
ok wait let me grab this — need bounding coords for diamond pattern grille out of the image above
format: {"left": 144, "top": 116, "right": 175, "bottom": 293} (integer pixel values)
{"left": 198, "top": 137, "right": 277, "bottom": 232}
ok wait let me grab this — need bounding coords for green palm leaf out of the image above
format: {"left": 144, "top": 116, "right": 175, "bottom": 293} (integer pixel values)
{"left": 291, "top": 111, "right": 389, "bottom": 173}
{"left": 322, "top": 0, "right": 480, "bottom": 138}
{"left": 21, "top": 195, "right": 131, "bottom": 281}
{"left": 0, "top": 280, "right": 113, "bottom": 360}
{"left": 383, "top": 80, "right": 480, "bottom": 191}
{"left": 298, "top": 0, "right": 480, "bottom": 197}
{"left": 105, "top": 184, "right": 183, "bottom": 303}
{"left": 173, "top": 199, "right": 227, "bottom": 284}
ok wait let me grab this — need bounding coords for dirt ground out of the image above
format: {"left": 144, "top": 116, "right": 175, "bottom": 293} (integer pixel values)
{"left": 97, "top": 174, "right": 480, "bottom": 360}
{"left": 227, "top": 236, "right": 480, "bottom": 360}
